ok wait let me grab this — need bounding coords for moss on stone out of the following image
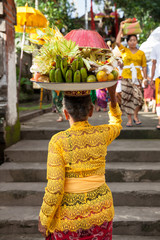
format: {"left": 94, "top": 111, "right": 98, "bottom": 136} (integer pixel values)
{"left": 5, "top": 119, "right": 20, "bottom": 147}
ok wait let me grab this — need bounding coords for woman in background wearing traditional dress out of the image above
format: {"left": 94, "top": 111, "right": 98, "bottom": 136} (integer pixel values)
{"left": 96, "top": 88, "right": 108, "bottom": 111}
{"left": 143, "top": 60, "right": 156, "bottom": 113}
{"left": 116, "top": 21, "right": 147, "bottom": 127}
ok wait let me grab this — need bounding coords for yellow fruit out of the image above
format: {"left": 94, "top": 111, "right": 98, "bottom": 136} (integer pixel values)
{"left": 87, "top": 75, "right": 97, "bottom": 82}
{"left": 96, "top": 71, "right": 108, "bottom": 82}
{"left": 106, "top": 73, "right": 114, "bottom": 81}
{"left": 111, "top": 70, "right": 119, "bottom": 80}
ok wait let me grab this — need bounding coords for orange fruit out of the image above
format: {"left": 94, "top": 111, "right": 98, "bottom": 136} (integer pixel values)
{"left": 106, "top": 73, "right": 114, "bottom": 81}
{"left": 96, "top": 71, "right": 108, "bottom": 82}
{"left": 87, "top": 75, "right": 97, "bottom": 82}
{"left": 111, "top": 70, "right": 119, "bottom": 80}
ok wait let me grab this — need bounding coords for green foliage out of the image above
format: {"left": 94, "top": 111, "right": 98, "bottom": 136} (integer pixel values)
{"left": 16, "top": 67, "right": 33, "bottom": 99}
{"left": 114, "top": 0, "right": 160, "bottom": 43}
{"left": 20, "top": 77, "right": 32, "bottom": 86}
{"left": 94, "top": 0, "right": 160, "bottom": 43}
{"left": 116, "top": 0, "right": 160, "bottom": 21}
{"left": 138, "top": 13, "right": 159, "bottom": 44}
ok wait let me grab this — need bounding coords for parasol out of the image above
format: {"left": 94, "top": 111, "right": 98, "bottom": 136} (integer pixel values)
{"left": 15, "top": 3, "right": 48, "bottom": 100}
{"left": 15, "top": 3, "right": 48, "bottom": 30}
{"left": 110, "top": 12, "right": 120, "bottom": 18}
{"left": 65, "top": 29, "right": 109, "bottom": 49}
{"left": 95, "top": 13, "right": 106, "bottom": 18}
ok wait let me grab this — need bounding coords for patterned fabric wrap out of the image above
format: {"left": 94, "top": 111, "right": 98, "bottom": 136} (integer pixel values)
{"left": 96, "top": 89, "right": 107, "bottom": 109}
{"left": 121, "top": 78, "right": 143, "bottom": 115}
{"left": 90, "top": 90, "right": 97, "bottom": 104}
{"left": 39, "top": 103, "right": 122, "bottom": 234}
{"left": 52, "top": 91, "right": 63, "bottom": 113}
{"left": 123, "top": 22, "right": 142, "bottom": 35}
{"left": 144, "top": 84, "right": 155, "bottom": 101}
{"left": 46, "top": 221, "right": 113, "bottom": 240}
{"left": 65, "top": 90, "right": 91, "bottom": 97}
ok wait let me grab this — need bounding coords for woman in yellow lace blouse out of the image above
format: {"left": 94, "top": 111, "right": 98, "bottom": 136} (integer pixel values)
{"left": 38, "top": 84, "right": 122, "bottom": 240}
{"left": 116, "top": 21, "right": 147, "bottom": 127}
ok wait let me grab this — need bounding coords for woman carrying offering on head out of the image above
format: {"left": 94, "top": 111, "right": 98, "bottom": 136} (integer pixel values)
{"left": 38, "top": 83, "right": 122, "bottom": 240}
{"left": 116, "top": 21, "right": 147, "bottom": 127}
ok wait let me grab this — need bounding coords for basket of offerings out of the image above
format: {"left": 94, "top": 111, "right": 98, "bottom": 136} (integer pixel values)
{"left": 30, "top": 28, "right": 119, "bottom": 91}
{"left": 122, "top": 18, "right": 142, "bottom": 35}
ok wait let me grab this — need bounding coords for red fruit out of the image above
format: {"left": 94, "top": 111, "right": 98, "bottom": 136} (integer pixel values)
{"left": 132, "top": 18, "right": 137, "bottom": 22}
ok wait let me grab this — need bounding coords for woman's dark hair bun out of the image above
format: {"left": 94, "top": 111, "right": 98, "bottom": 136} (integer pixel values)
{"left": 63, "top": 95, "right": 92, "bottom": 122}
{"left": 127, "top": 34, "right": 137, "bottom": 42}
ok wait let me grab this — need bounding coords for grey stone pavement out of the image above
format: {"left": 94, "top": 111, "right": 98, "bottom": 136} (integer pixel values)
{"left": 20, "top": 108, "right": 159, "bottom": 131}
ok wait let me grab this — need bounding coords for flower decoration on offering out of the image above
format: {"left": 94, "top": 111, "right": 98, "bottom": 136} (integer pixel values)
{"left": 30, "top": 27, "right": 119, "bottom": 87}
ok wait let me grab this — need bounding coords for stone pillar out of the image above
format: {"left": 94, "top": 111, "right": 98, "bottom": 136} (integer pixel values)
{"left": 0, "top": 0, "right": 20, "bottom": 164}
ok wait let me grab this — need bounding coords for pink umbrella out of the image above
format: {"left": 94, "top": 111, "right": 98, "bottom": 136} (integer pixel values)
{"left": 65, "top": 29, "right": 109, "bottom": 49}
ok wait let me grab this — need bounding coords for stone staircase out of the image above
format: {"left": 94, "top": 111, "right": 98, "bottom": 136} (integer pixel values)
{"left": 0, "top": 130, "right": 160, "bottom": 239}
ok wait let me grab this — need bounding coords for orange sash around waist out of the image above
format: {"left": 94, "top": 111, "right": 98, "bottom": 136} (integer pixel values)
{"left": 64, "top": 175, "right": 105, "bottom": 193}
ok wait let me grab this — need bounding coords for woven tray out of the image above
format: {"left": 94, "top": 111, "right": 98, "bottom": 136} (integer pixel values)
{"left": 31, "top": 80, "right": 118, "bottom": 91}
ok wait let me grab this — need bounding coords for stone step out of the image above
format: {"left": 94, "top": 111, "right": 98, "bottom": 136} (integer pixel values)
{"left": 113, "top": 236, "right": 160, "bottom": 240}
{"left": 19, "top": 108, "right": 52, "bottom": 123}
{"left": 0, "top": 162, "right": 160, "bottom": 182}
{"left": 0, "top": 235, "right": 159, "bottom": 240}
{"left": 21, "top": 128, "right": 160, "bottom": 140}
{"left": 4, "top": 139, "right": 160, "bottom": 162}
{"left": 0, "top": 206, "right": 159, "bottom": 235}
{"left": 0, "top": 182, "right": 160, "bottom": 207}
{"left": 106, "top": 162, "right": 160, "bottom": 182}
{"left": 0, "top": 234, "right": 43, "bottom": 240}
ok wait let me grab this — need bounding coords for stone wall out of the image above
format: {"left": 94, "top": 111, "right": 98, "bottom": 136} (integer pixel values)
{"left": 0, "top": 0, "right": 20, "bottom": 164}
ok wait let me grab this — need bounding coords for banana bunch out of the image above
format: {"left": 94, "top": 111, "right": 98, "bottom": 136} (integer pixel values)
{"left": 49, "top": 55, "right": 88, "bottom": 83}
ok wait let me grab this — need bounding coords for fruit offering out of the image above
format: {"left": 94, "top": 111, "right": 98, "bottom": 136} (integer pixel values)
{"left": 30, "top": 27, "right": 119, "bottom": 84}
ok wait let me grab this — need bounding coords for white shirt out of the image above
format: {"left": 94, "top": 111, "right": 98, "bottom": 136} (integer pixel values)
{"left": 150, "top": 43, "right": 160, "bottom": 79}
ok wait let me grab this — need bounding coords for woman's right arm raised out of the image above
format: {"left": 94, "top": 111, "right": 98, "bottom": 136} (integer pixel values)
{"left": 116, "top": 21, "right": 125, "bottom": 47}
{"left": 106, "top": 84, "right": 122, "bottom": 145}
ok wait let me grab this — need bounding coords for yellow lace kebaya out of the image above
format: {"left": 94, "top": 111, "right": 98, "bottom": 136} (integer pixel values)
{"left": 39, "top": 103, "right": 122, "bottom": 234}
{"left": 119, "top": 44, "right": 147, "bottom": 80}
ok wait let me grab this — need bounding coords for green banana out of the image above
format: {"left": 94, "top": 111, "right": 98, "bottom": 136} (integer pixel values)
{"left": 80, "top": 67, "right": 88, "bottom": 82}
{"left": 61, "top": 57, "right": 68, "bottom": 78}
{"left": 55, "top": 68, "right": 63, "bottom": 83}
{"left": 78, "top": 56, "right": 84, "bottom": 69}
{"left": 71, "top": 59, "right": 79, "bottom": 73}
{"left": 74, "top": 70, "right": 81, "bottom": 83}
{"left": 56, "top": 55, "right": 62, "bottom": 69}
{"left": 66, "top": 69, "right": 73, "bottom": 83}
{"left": 49, "top": 68, "right": 56, "bottom": 82}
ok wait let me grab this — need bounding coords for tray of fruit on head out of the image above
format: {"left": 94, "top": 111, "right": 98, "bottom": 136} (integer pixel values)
{"left": 30, "top": 28, "right": 119, "bottom": 91}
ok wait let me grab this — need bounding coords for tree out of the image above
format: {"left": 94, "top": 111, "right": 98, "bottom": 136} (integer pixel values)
{"left": 15, "top": 0, "right": 82, "bottom": 32}
{"left": 95, "top": 0, "right": 160, "bottom": 43}
{"left": 115, "top": 0, "right": 160, "bottom": 43}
